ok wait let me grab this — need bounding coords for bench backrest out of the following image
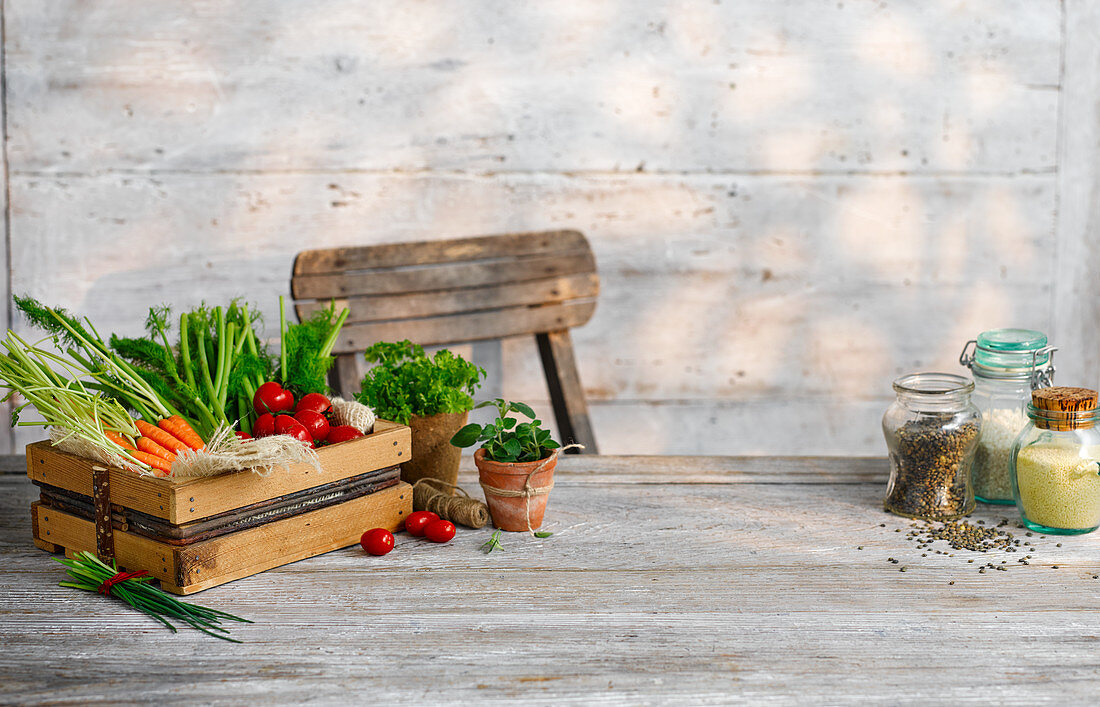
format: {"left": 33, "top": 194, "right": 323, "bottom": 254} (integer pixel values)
{"left": 291, "top": 230, "right": 599, "bottom": 351}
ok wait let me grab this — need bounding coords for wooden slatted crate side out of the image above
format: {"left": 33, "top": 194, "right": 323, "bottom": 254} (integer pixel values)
{"left": 169, "top": 482, "right": 411, "bottom": 593}
{"left": 293, "top": 230, "right": 588, "bottom": 275}
{"left": 291, "top": 249, "right": 596, "bottom": 300}
{"left": 34, "top": 501, "right": 180, "bottom": 586}
{"left": 294, "top": 272, "right": 600, "bottom": 324}
{"left": 24, "top": 420, "right": 411, "bottom": 524}
{"left": 27, "top": 443, "right": 175, "bottom": 521}
{"left": 33, "top": 483, "right": 412, "bottom": 594}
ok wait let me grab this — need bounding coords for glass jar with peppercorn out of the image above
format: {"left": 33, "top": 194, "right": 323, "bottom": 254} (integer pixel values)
{"left": 882, "top": 372, "right": 981, "bottom": 520}
{"left": 1010, "top": 387, "right": 1100, "bottom": 535}
{"left": 959, "top": 329, "right": 1056, "bottom": 504}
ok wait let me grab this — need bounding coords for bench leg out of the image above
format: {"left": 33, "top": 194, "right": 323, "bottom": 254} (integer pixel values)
{"left": 536, "top": 330, "right": 598, "bottom": 454}
{"left": 328, "top": 353, "right": 362, "bottom": 401}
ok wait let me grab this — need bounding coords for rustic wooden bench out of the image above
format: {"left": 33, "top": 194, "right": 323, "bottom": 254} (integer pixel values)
{"left": 291, "top": 230, "right": 600, "bottom": 452}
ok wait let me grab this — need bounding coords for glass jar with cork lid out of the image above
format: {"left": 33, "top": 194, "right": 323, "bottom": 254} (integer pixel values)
{"left": 1010, "top": 387, "right": 1100, "bottom": 535}
{"left": 959, "top": 328, "right": 1055, "bottom": 504}
{"left": 882, "top": 372, "right": 981, "bottom": 520}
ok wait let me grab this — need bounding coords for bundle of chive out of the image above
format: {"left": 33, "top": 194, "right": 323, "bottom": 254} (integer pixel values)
{"left": 57, "top": 552, "right": 251, "bottom": 642}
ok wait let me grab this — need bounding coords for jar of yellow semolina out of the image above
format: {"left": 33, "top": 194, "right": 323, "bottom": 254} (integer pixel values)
{"left": 1010, "top": 387, "right": 1100, "bottom": 535}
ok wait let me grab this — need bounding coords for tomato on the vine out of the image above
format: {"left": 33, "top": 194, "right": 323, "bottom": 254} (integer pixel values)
{"left": 295, "top": 392, "right": 332, "bottom": 416}
{"left": 360, "top": 528, "right": 394, "bottom": 556}
{"left": 326, "top": 425, "right": 364, "bottom": 444}
{"left": 274, "top": 415, "right": 313, "bottom": 446}
{"left": 253, "top": 381, "right": 294, "bottom": 415}
{"left": 253, "top": 413, "right": 276, "bottom": 438}
{"left": 294, "top": 409, "right": 330, "bottom": 442}
{"left": 404, "top": 511, "right": 438, "bottom": 537}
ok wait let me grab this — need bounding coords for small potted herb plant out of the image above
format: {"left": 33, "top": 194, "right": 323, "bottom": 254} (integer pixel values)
{"left": 356, "top": 340, "right": 485, "bottom": 488}
{"left": 450, "top": 399, "right": 561, "bottom": 532}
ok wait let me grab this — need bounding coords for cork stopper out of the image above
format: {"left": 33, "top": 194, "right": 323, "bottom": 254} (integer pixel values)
{"left": 1031, "top": 387, "right": 1098, "bottom": 430}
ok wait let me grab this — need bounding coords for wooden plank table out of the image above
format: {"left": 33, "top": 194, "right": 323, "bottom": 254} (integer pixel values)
{"left": 2, "top": 453, "right": 1099, "bottom": 704}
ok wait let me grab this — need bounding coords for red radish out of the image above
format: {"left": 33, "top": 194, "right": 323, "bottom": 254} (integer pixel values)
{"left": 295, "top": 409, "right": 330, "bottom": 442}
{"left": 253, "top": 381, "right": 294, "bottom": 415}
{"left": 235, "top": 431, "right": 253, "bottom": 441}
{"left": 360, "top": 528, "right": 394, "bottom": 556}
{"left": 326, "top": 425, "right": 364, "bottom": 444}
{"left": 253, "top": 413, "right": 276, "bottom": 438}
{"left": 423, "top": 519, "right": 456, "bottom": 543}
{"left": 275, "top": 415, "right": 313, "bottom": 446}
{"left": 295, "top": 392, "right": 332, "bottom": 416}
{"left": 404, "top": 511, "right": 439, "bottom": 537}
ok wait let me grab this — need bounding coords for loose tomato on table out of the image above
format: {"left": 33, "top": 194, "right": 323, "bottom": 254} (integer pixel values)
{"left": 253, "top": 381, "right": 294, "bottom": 415}
{"left": 294, "top": 409, "right": 330, "bottom": 442}
{"left": 423, "top": 519, "right": 456, "bottom": 543}
{"left": 404, "top": 511, "right": 438, "bottom": 537}
{"left": 295, "top": 392, "right": 332, "bottom": 416}
{"left": 360, "top": 528, "right": 394, "bottom": 556}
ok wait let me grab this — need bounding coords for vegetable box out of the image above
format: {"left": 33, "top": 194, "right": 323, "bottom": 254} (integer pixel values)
{"left": 28, "top": 420, "right": 412, "bottom": 594}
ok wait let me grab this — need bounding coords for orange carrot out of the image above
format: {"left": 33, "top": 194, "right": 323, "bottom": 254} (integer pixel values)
{"left": 137, "top": 436, "right": 177, "bottom": 462}
{"left": 105, "top": 431, "right": 136, "bottom": 450}
{"left": 134, "top": 419, "right": 189, "bottom": 454}
{"left": 128, "top": 449, "right": 173, "bottom": 474}
{"left": 158, "top": 415, "right": 205, "bottom": 451}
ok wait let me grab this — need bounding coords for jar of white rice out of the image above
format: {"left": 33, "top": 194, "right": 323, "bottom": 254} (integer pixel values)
{"left": 960, "top": 329, "right": 1055, "bottom": 504}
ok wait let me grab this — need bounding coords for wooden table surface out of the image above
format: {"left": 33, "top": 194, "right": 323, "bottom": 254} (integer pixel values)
{"left": 3, "top": 453, "right": 1099, "bottom": 704}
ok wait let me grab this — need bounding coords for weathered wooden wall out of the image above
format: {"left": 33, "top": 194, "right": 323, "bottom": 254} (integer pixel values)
{"left": 1, "top": 1, "right": 1096, "bottom": 455}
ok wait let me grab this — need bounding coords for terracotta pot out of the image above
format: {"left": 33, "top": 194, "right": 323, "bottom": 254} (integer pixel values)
{"left": 474, "top": 447, "right": 557, "bottom": 531}
{"left": 401, "top": 411, "right": 469, "bottom": 490}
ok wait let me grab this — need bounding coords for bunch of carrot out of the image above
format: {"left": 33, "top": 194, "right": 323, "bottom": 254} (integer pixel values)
{"left": 107, "top": 416, "right": 205, "bottom": 476}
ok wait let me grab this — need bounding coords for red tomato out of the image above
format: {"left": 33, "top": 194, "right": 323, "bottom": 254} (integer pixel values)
{"left": 360, "top": 528, "right": 394, "bottom": 556}
{"left": 423, "top": 519, "right": 456, "bottom": 543}
{"left": 326, "top": 425, "right": 364, "bottom": 444}
{"left": 253, "top": 381, "right": 294, "bottom": 415}
{"left": 253, "top": 413, "right": 276, "bottom": 438}
{"left": 274, "top": 415, "right": 313, "bottom": 446}
{"left": 404, "top": 511, "right": 439, "bottom": 537}
{"left": 235, "top": 431, "right": 253, "bottom": 441}
{"left": 295, "top": 392, "right": 332, "bottom": 416}
{"left": 294, "top": 409, "right": 330, "bottom": 442}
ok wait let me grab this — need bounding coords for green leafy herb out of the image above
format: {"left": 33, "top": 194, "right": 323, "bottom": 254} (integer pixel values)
{"left": 57, "top": 551, "right": 251, "bottom": 642}
{"left": 355, "top": 340, "right": 485, "bottom": 425}
{"left": 534, "top": 531, "right": 554, "bottom": 538}
{"left": 481, "top": 530, "right": 504, "bottom": 553}
{"left": 449, "top": 398, "right": 560, "bottom": 463}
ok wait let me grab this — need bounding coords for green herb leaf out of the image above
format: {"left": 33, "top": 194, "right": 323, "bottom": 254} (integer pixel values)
{"left": 511, "top": 401, "right": 536, "bottom": 419}
{"left": 481, "top": 530, "right": 504, "bottom": 553}
{"left": 534, "top": 531, "right": 553, "bottom": 538}
{"left": 450, "top": 423, "right": 483, "bottom": 448}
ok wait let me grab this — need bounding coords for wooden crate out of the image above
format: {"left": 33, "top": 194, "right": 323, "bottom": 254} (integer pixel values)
{"left": 28, "top": 420, "right": 413, "bottom": 594}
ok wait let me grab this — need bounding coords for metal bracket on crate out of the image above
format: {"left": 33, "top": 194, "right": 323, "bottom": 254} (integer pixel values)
{"left": 90, "top": 465, "right": 114, "bottom": 563}
{"left": 1030, "top": 346, "right": 1057, "bottom": 390}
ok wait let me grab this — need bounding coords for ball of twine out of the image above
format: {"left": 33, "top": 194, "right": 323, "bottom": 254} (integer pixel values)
{"left": 412, "top": 478, "right": 490, "bottom": 529}
{"left": 330, "top": 397, "right": 376, "bottom": 433}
